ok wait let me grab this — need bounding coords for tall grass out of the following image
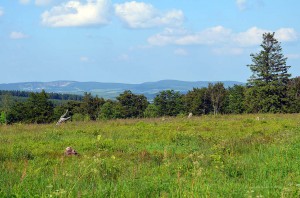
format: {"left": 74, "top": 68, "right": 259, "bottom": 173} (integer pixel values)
{"left": 1, "top": 114, "right": 300, "bottom": 197}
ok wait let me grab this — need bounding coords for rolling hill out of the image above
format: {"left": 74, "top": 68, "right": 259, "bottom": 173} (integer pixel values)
{"left": 0, "top": 80, "right": 244, "bottom": 99}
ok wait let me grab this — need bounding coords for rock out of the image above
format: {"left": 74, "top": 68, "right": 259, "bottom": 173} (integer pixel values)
{"left": 65, "top": 147, "right": 78, "bottom": 156}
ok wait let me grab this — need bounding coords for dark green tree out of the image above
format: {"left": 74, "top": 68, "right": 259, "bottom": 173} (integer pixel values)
{"left": 154, "top": 90, "right": 184, "bottom": 116}
{"left": 245, "top": 32, "right": 291, "bottom": 113}
{"left": 81, "top": 93, "right": 105, "bottom": 120}
{"left": 183, "top": 87, "right": 211, "bottom": 115}
{"left": 287, "top": 77, "right": 300, "bottom": 113}
{"left": 225, "top": 85, "right": 246, "bottom": 114}
{"left": 25, "top": 90, "right": 54, "bottom": 123}
{"left": 143, "top": 104, "right": 159, "bottom": 118}
{"left": 53, "top": 101, "right": 82, "bottom": 121}
{"left": 6, "top": 102, "right": 26, "bottom": 124}
{"left": 0, "top": 93, "right": 14, "bottom": 114}
{"left": 116, "top": 90, "right": 148, "bottom": 118}
{"left": 99, "top": 100, "right": 123, "bottom": 120}
{"left": 6, "top": 90, "right": 54, "bottom": 124}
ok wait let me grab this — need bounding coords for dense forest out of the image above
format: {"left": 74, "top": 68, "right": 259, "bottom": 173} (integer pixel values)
{"left": 0, "top": 90, "right": 83, "bottom": 101}
{"left": 1, "top": 32, "right": 300, "bottom": 124}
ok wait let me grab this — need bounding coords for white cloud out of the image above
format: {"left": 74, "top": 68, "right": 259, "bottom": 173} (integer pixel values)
{"left": 19, "top": 0, "right": 30, "bottom": 4}
{"left": 41, "top": 0, "right": 111, "bottom": 27}
{"left": 35, "top": 0, "right": 52, "bottom": 6}
{"left": 10, "top": 31, "right": 28, "bottom": 39}
{"left": 0, "top": 7, "right": 4, "bottom": 16}
{"left": 234, "top": 27, "right": 267, "bottom": 46}
{"left": 148, "top": 26, "right": 232, "bottom": 46}
{"left": 148, "top": 26, "right": 298, "bottom": 47}
{"left": 276, "top": 28, "right": 298, "bottom": 42}
{"left": 114, "top": 1, "right": 184, "bottom": 29}
{"left": 174, "top": 48, "right": 188, "bottom": 56}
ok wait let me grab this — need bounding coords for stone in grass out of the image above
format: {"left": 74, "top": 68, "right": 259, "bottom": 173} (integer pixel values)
{"left": 65, "top": 147, "right": 78, "bottom": 156}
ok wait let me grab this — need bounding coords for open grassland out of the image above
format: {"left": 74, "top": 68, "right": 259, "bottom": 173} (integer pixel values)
{"left": 1, "top": 114, "right": 300, "bottom": 197}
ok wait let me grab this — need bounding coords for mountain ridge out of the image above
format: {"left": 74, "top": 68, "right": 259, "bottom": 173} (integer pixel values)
{"left": 0, "top": 80, "right": 244, "bottom": 99}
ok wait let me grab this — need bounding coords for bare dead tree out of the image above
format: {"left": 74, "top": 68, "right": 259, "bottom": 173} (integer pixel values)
{"left": 56, "top": 110, "right": 71, "bottom": 125}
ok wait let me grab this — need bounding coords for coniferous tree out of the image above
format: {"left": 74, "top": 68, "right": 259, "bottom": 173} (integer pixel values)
{"left": 287, "top": 77, "right": 300, "bottom": 113}
{"left": 245, "top": 32, "right": 291, "bottom": 113}
{"left": 26, "top": 90, "right": 54, "bottom": 123}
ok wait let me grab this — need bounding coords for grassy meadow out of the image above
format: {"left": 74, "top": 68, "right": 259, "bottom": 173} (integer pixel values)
{"left": 1, "top": 114, "right": 300, "bottom": 197}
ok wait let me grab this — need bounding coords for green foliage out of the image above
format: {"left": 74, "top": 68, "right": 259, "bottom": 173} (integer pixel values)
{"left": 6, "top": 102, "right": 27, "bottom": 124}
{"left": 6, "top": 90, "right": 54, "bottom": 124}
{"left": 143, "top": 104, "right": 159, "bottom": 118}
{"left": 116, "top": 90, "right": 149, "bottom": 118}
{"left": 99, "top": 100, "right": 122, "bottom": 120}
{"left": 81, "top": 93, "right": 105, "bottom": 120}
{"left": 154, "top": 90, "right": 184, "bottom": 116}
{"left": 287, "top": 77, "right": 300, "bottom": 113}
{"left": 0, "top": 111, "right": 6, "bottom": 124}
{"left": 246, "top": 32, "right": 291, "bottom": 113}
{"left": 183, "top": 87, "right": 211, "bottom": 115}
{"left": 72, "top": 113, "right": 89, "bottom": 122}
{"left": 0, "top": 93, "right": 14, "bottom": 113}
{"left": 26, "top": 90, "right": 54, "bottom": 123}
{"left": 225, "top": 85, "right": 246, "bottom": 114}
{"left": 207, "top": 83, "right": 227, "bottom": 115}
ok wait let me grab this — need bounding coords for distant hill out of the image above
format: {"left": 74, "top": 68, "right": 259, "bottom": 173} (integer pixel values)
{"left": 0, "top": 80, "right": 244, "bottom": 100}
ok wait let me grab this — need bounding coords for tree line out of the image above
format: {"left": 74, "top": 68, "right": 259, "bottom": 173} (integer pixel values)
{"left": 0, "top": 32, "right": 299, "bottom": 124}
{"left": 0, "top": 90, "right": 83, "bottom": 101}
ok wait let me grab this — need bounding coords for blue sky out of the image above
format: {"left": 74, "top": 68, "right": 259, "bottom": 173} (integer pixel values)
{"left": 0, "top": 0, "right": 299, "bottom": 83}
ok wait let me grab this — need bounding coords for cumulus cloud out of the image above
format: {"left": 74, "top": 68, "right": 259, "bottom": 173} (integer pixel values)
{"left": 234, "top": 27, "right": 267, "bottom": 46}
{"left": 114, "top": 1, "right": 184, "bottom": 29}
{"left": 148, "top": 26, "right": 298, "bottom": 47}
{"left": 148, "top": 26, "right": 232, "bottom": 46}
{"left": 0, "top": 7, "right": 4, "bottom": 16}
{"left": 276, "top": 28, "right": 298, "bottom": 42}
{"left": 10, "top": 31, "right": 28, "bottom": 39}
{"left": 41, "top": 0, "right": 111, "bottom": 27}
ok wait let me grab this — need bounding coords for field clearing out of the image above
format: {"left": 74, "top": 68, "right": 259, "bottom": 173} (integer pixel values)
{"left": 1, "top": 114, "right": 300, "bottom": 197}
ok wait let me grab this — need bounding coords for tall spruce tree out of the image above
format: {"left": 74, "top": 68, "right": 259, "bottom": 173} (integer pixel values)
{"left": 245, "top": 32, "right": 291, "bottom": 113}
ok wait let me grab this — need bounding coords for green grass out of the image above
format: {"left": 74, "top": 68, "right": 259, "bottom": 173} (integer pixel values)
{"left": 1, "top": 114, "right": 300, "bottom": 197}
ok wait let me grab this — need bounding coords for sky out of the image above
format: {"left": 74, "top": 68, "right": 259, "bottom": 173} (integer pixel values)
{"left": 0, "top": 0, "right": 299, "bottom": 84}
